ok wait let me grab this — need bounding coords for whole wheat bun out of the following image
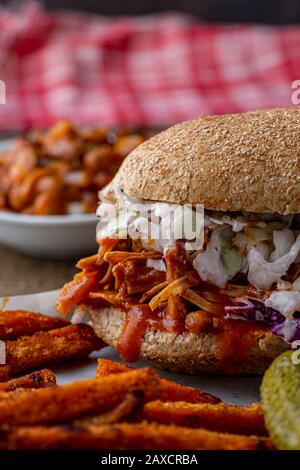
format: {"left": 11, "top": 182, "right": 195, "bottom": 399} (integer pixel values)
{"left": 110, "top": 107, "right": 300, "bottom": 214}
{"left": 95, "top": 108, "right": 296, "bottom": 374}
{"left": 87, "top": 306, "right": 288, "bottom": 375}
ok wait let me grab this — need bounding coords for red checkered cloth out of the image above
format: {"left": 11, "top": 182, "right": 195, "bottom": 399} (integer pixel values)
{"left": 0, "top": 2, "right": 299, "bottom": 131}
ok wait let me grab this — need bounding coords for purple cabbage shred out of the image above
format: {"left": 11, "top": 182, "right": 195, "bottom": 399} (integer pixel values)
{"left": 225, "top": 297, "right": 300, "bottom": 344}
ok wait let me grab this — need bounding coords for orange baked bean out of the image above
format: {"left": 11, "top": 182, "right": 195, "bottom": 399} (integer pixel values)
{"left": 0, "top": 122, "right": 148, "bottom": 215}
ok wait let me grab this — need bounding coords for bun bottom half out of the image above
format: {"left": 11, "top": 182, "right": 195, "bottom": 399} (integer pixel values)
{"left": 87, "top": 306, "right": 289, "bottom": 375}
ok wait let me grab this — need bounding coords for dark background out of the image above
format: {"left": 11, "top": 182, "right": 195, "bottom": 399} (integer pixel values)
{"left": 1, "top": 0, "right": 300, "bottom": 24}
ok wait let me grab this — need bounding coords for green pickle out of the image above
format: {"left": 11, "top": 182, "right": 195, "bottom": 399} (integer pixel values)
{"left": 261, "top": 350, "right": 300, "bottom": 450}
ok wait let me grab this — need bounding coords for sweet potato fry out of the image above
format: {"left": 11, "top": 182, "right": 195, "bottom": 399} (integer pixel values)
{"left": 159, "top": 378, "right": 220, "bottom": 405}
{"left": 0, "top": 368, "right": 160, "bottom": 426}
{"left": 95, "top": 358, "right": 134, "bottom": 377}
{"left": 96, "top": 359, "right": 220, "bottom": 404}
{"left": 74, "top": 391, "right": 143, "bottom": 427}
{"left": 0, "top": 365, "right": 14, "bottom": 382}
{"left": 142, "top": 401, "right": 267, "bottom": 436}
{"left": 0, "top": 388, "right": 39, "bottom": 399}
{"left": 0, "top": 324, "right": 104, "bottom": 380}
{"left": 0, "top": 369, "right": 56, "bottom": 392}
{"left": 0, "top": 422, "right": 274, "bottom": 450}
{"left": 0, "top": 310, "right": 68, "bottom": 340}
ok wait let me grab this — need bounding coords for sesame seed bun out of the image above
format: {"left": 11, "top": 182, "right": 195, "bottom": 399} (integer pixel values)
{"left": 88, "top": 306, "right": 288, "bottom": 375}
{"left": 111, "top": 107, "right": 300, "bottom": 214}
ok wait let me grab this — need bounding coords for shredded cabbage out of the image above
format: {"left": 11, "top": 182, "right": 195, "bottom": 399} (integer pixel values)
{"left": 247, "top": 234, "right": 300, "bottom": 290}
{"left": 97, "top": 188, "right": 204, "bottom": 252}
{"left": 226, "top": 297, "right": 300, "bottom": 344}
{"left": 97, "top": 203, "right": 135, "bottom": 239}
{"left": 265, "top": 291, "right": 300, "bottom": 320}
{"left": 193, "top": 227, "right": 233, "bottom": 287}
{"left": 271, "top": 320, "right": 300, "bottom": 343}
{"left": 205, "top": 214, "right": 247, "bottom": 232}
{"left": 97, "top": 187, "right": 300, "bottom": 292}
{"left": 270, "top": 228, "right": 295, "bottom": 262}
{"left": 219, "top": 229, "right": 242, "bottom": 278}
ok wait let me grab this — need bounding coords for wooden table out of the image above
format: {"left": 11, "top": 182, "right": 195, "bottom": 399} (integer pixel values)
{"left": 0, "top": 245, "right": 77, "bottom": 297}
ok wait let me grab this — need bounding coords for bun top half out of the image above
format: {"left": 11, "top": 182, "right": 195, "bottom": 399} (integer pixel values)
{"left": 112, "top": 107, "right": 300, "bottom": 214}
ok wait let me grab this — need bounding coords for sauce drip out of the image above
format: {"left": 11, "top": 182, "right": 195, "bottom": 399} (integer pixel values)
{"left": 215, "top": 320, "right": 265, "bottom": 373}
{"left": 116, "top": 304, "right": 185, "bottom": 362}
{"left": 117, "top": 305, "right": 148, "bottom": 362}
{"left": 116, "top": 304, "right": 264, "bottom": 371}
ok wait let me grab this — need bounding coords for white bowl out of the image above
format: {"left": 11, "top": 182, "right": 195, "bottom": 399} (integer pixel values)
{"left": 0, "top": 138, "right": 98, "bottom": 259}
{"left": 0, "top": 211, "right": 98, "bottom": 259}
{"left": 0, "top": 211, "right": 97, "bottom": 259}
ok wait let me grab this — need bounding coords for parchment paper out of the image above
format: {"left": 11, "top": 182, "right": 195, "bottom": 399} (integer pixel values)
{"left": 1, "top": 290, "right": 261, "bottom": 405}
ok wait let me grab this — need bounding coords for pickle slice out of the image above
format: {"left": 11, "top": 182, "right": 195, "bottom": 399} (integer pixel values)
{"left": 261, "top": 350, "right": 300, "bottom": 450}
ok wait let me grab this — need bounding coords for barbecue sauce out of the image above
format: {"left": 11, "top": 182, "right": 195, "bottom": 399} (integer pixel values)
{"left": 116, "top": 303, "right": 264, "bottom": 372}
{"left": 117, "top": 305, "right": 148, "bottom": 362}
{"left": 116, "top": 303, "right": 185, "bottom": 362}
{"left": 215, "top": 320, "right": 265, "bottom": 373}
